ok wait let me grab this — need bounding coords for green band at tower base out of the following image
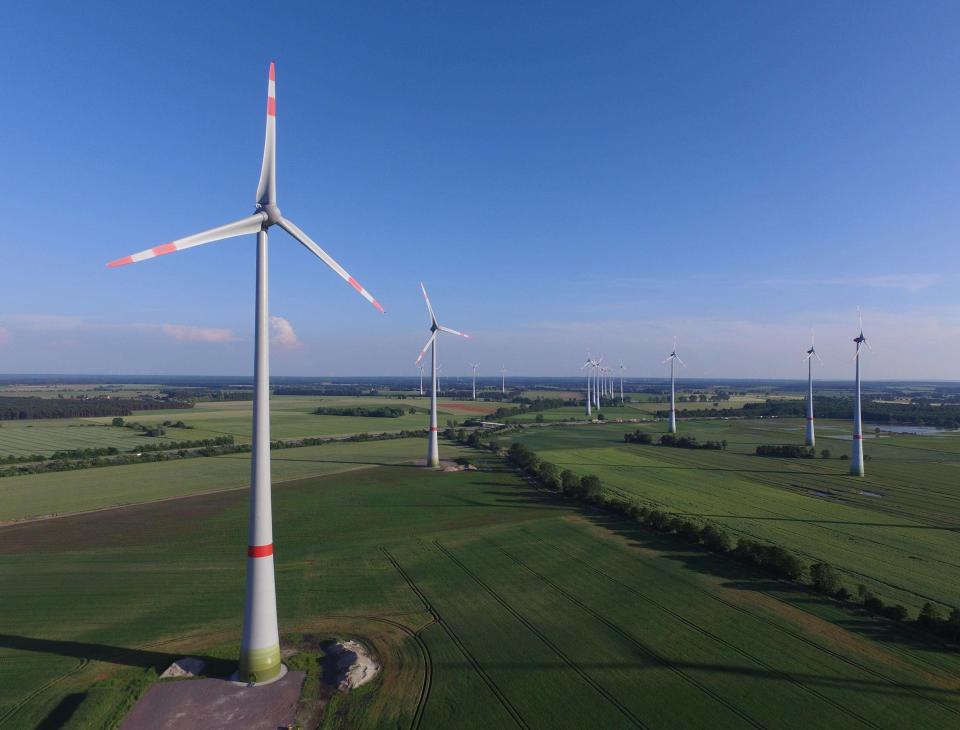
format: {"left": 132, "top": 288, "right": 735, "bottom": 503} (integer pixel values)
{"left": 238, "top": 643, "right": 282, "bottom": 683}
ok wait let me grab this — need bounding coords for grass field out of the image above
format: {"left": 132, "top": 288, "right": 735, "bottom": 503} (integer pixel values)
{"left": 490, "top": 418, "right": 960, "bottom": 613}
{"left": 0, "top": 395, "right": 496, "bottom": 458}
{"left": 1, "top": 447, "right": 958, "bottom": 728}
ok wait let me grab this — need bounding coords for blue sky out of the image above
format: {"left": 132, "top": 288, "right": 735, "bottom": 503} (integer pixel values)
{"left": 1, "top": 1, "right": 958, "bottom": 379}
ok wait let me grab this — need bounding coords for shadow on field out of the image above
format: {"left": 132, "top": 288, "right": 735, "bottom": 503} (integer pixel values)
{"left": 36, "top": 693, "right": 86, "bottom": 730}
{"left": 0, "top": 634, "right": 233, "bottom": 676}
{"left": 269, "top": 457, "right": 421, "bottom": 468}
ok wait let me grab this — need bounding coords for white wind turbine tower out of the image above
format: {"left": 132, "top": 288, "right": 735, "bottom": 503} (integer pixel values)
{"left": 582, "top": 355, "right": 594, "bottom": 417}
{"left": 850, "top": 308, "right": 871, "bottom": 477}
{"left": 500, "top": 365, "right": 507, "bottom": 395}
{"left": 416, "top": 283, "right": 469, "bottom": 467}
{"left": 594, "top": 357, "right": 604, "bottom": 408}
{"left": 619, "top": 361, "right": 625, "bottom": 403}
{"left": 804, "top": 332, "right": 822, "bottom": 447}
{"left": 106, "top": 64, "right": 383, "bottom": 684}
{"left": 469, "top": 362, "right": 480, "bottom": 400}
{"left": 418, "top": 363, "right": 424, "bottom": 396}
{"left": 664, "top": 338, "right": 685, "bottom": 433}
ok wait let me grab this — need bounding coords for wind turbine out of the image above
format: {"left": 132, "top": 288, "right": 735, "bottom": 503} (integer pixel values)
{"left": 619, "top": 361, "right": 625, "bottom": 403}
{"left": 416, "top": 283, "right": 469, "bottom": 467}
{"left": 500, "top": 365, "right": 507, "bottom": 395}
{"left": 851, "top": 309, "right": 871, "bottom": 477}
{"left": 469, "top": 362, "right": 480, "bottom": 400}
{"left": 106, "top": 64, "right": 384, "bottom": 685}
{"left": 594, "top": 356, "right": 604, "bottom": 408}
{"left": 582, "top": 355, "right": 594, "bottom": 417}
{"left": 418, "top": 363, "right": 424, "bottom": 396}
{"left": 804, "top": 332, "right": 822, "bottom": 447}
{"left": 664, "top": 339, "right": 685, "bottom": 433}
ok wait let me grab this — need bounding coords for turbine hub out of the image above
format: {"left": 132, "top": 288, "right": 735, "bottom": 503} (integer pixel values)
{"left": 257, "top": 204, "right": 283, "bottom": 228}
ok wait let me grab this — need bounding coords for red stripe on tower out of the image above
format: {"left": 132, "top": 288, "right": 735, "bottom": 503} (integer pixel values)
{"left": 854, "top": 435, "right": 864, "bottom": 440}
{"left": 430, "top": 427, "right": 439, "bottom": 432}
{"left": 248, "top": 544, "right": 274, "bottom": 558}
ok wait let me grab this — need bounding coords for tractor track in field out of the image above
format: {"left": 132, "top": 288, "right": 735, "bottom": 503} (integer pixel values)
{"left": 480, "top": 536, "right": 771, "bottom": 730}
{"left": 533, "top": 525, "right": 960, "bottom": 719}
{"left": 380, "top": 547, "right": 528, "bottom": 730}
{"left": 432, "top": 540, "right": 647, "bottom": 729}
{"left": 495, "top": 534, "right": 877, "bottom": 729}
{"left": 354, "top": 613, "right": 433, "bottom": 730}
{"left": 0, "top": 657, "right": 89, "bottom": 728}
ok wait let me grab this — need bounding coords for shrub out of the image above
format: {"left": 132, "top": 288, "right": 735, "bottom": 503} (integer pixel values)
{"left": 580, "top": 475, "right": 603, "bottom": 502}
{"left": 835, "top": 587, "right": 851, "bottom": 601}
{"left": 810, "top": 562, "right": 842, "bottom": 595}
{"left": 755, "top": 444, "right": 816, "bottom": 458}
{"left": 560, "top": 470, "right": 581, "bottom": 496}
{"left": 624, "top": 430, "right": 653, "bottom": 444}
{"left": 883, "top": 604, "right": 909, "bottom": 622}
{"left": 917, "top": 602, "right": 943, "bottom": 628}
{"left": 537, "top": 461, "right": 560, "bottom": 490}
{"left": 864, "top": 596, "right": 885, "bottom": 613}
{"left": 700, "top": 524, "right": 732, "bottom": 553}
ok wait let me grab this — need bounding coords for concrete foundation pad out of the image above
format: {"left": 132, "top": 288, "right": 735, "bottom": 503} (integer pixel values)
{"left": 120, "top": 670, "right": 305, "bottom": 730}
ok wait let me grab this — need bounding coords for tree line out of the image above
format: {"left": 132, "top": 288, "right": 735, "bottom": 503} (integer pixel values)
{"left": 452, "top": 432, "right": 959, "bottom": 648}
{"left": 313, "top": 406, "right": 408, "bottom": 418}
{"left": 0, "top": 396, "right": 193, "bottom": 420}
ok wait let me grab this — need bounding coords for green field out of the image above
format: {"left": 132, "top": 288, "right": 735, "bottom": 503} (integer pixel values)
{"left": 0, "top": 438, "right": 426, "bottom": 522}
{"left": 490, "top": 418, "right": 960, "bottom": 613}
{"left": 1, "top": 446, "right": 958, "bottom": 728}
{"left": 0, "top": 395, "right": 494, "bottom": 458}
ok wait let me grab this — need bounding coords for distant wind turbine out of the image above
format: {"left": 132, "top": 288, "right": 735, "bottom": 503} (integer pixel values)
{"left": 619, "top": 361, "right": 625, "bottom": 403}
{"left": 500, "top": 365, "right": 507, "bottom": 395}
{"left": 582, "top": 355, "right": 595, "bottom": 417}
{"left": 804, "top": 332, "right": 822, "bottom": 447}
{"left": 416, "top": 283, "right": 469, "bottom": 467}
{"left": 106, "top": 64, "right": 384, "bottom": 685}
{"left": 851, "top": 308, "right": 871, "bottom": 476}
{"left": 664, "top": 338, "right": 685, "bottom": 434}
{"left": 418, "top": 363, "right": 424, "bottom": 396}
{"left": 469, "top": 362, "right": 480, "bottom": 400}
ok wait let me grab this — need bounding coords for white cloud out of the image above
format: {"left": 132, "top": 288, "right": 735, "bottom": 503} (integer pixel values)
{"left": 0, "top": 326, "right": 9, "bottom": 346}
{"left": 270, "top": 316, "right": 302, "bottom": 350}
{"left": 160, "top": 324, "right": 235, "bottom": 343}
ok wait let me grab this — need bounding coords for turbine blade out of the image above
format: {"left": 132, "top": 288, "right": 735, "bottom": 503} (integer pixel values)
{"left": 106, "top": 213, "right": 265, "bottom": 268}
{"left": 255, "top": 62, "right": 277, "bottom": 207}
{"left": 415, "top": 331, "right": 437, "bottom": 364}
{"left": 439, "top": 325, "right": 470, "bottom": 338}
{"left": 420, "top": 282, "right": 437, "bottom": 326}
{"left": 278, "top": 217, "right": 385, "bottom": 313}
{"left": 676, "top": 356, "right": 687, "bottom": 367}
{"left": 815, "top": 351, "right": 823, "bottom": 363}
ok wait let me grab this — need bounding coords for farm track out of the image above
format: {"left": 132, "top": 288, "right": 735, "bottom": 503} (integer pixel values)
{"left": 488, "top": 535, "right": 876, "bottom": 728}
{"left": 532, "top": 525, "right": 960, "bottom": 718}
{"left": 0, "top": 657, "right": 88, "bottom": 728}
{"left": 432, "top": 540, "right": 647, "bottom": 729}
{"left": 380, "top": 547, "right": 528, "bottom": 730}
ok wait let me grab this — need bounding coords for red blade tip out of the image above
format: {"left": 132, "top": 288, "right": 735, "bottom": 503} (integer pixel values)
{"left": 269, "top": 62, "right": 275, "bottom": 81}
{"left": 107, "top": 256, "right": 133, "bottom": 268}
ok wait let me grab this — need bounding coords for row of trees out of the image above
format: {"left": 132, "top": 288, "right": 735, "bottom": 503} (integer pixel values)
{"left": 313, "top": 406, "right": 409, "bottom": 418}
{"left": 0, "top": 396, "right": 193, "bottom": 420}
{"left": 755, "top": 444, "right": 817, "bottom": 458}
{"left": 481, "top": 436, "right": 960, "bottom": 647}
{"left": 668, "top": 396, "right": 960, "bottom": 429}
{"left": 658, "top": 434, "right": 724, "bottom": 450}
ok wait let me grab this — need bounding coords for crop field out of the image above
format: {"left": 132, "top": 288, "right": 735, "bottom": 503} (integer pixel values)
{"left": 0, "top": 437, "right": 426, "bottom": 523}
{"left": 1, "top": 447, "right": 958, "bottom": 729}
{"left": 0, "top": 395, "right": 495, "bottom": 458}
{"left": 490, "top": 418, "right": 960, "bottom": 612}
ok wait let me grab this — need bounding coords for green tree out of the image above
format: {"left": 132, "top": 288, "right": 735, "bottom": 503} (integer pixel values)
{"left": 111, "top": 417, "right": 125, "bottom": 427}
